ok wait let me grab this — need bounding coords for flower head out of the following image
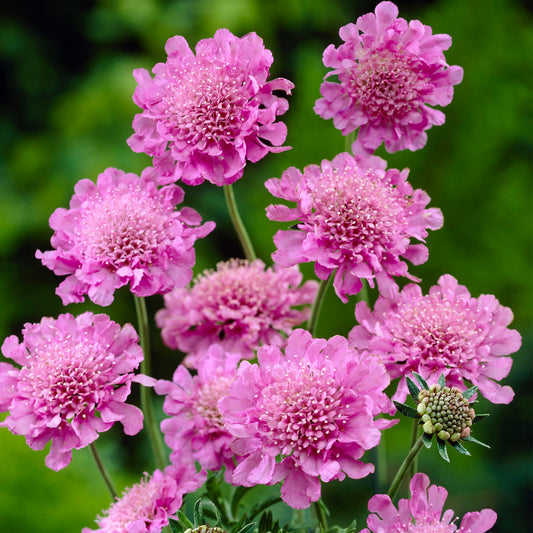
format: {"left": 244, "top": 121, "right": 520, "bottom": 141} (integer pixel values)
{"left": 36, "top": 167, "right": 215, "bottom": 306}
{"left": 0, "top": 312, "right": 148, "bottom": 471}
{"left": 349, "top": 274, "right": 522, "bottom": 404}
{"left": 155, "top": 344, "right": 241, "bottom": 478}
{"left": 128, "top": 29, "right": 293, "bottom": 186}
{"left": 219, "top": 329, "right": 395, "bottom": 509}
{"left": 359, "top": 472, "right": 497, "bottom": 533}
{"left": 266, "top": 152, "right": 443, "bottom": 302}
{"left": 83, "top": 464, "right": 205, "bottom": 533}
{"left": 314, "top": 1, "right": 463, "bottom": 154}
{"left": 156, "top": 259, "right": 318, "bottom": 364}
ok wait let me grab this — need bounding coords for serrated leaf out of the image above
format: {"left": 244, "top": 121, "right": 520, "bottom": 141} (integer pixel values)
{"left": 473, "top": 413, "right": 490, "bottom": 424}
{"left": 436, "top": 438, "right": 450, "bottom": 462}
{"left": 463, "top": 435, "right": 491, "bottom": 448}
{"left": 449, "top": 440, "right": 471, "bottom": 456}
{"left": 393, "top": 401, "right": 420, "bottom": 419}
{"left": 413, "top": 372, "right": 429, "bottom": 390}
{"left": 422, "top": 432, "right": 433, "bottom": 449}
{"left": 258, "top": 510, "right": 273, "bottom": 533}
{"left": 437, "top": 374, "right": 446, "bottom": 388}
{"left": 406, "top": 376, "right": 421, "bottom": 403}
{"left": 462, "top": 385, "right": 479, "bottom": 400}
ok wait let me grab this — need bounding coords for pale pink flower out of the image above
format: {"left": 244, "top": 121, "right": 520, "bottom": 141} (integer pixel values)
{"left": 83, "top": 464, "right": 205, "bottom": 533}
{"left": 0, "top": 312, "right": 150, "bottom": 471}
{"left": 155, "top": 259, "right": 318, "bottom": 365}
{"left": 155, "top": 344, "right": 240, "bottom": 479}
{"left": 349, "top": 274, "right": 521, "bottom": 404}
{"left": 265, "top": 152, "right": 443, "bottom": 302}
{"left": 359, "top": 472, "right": 497, "bottom": 533}
{"left": 219, "top": 328, "right": 395, "bottom": 509}
{"left": 128, "top": 29, "right": 293, "bottom": 186}
{"left": 314, "top": 1, "right": 463, "bottom": 154}
{"left": 36, "top": 167, "right": 215, "bottom": 306}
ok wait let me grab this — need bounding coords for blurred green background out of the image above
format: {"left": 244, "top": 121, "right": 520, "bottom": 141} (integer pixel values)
{"left": 1, "top": 0, "right": 531, "bottom": 531}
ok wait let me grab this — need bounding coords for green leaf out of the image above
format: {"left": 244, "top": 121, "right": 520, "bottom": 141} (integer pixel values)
{"left": 193, "top": 498, "right": 222, "bottom": 527}
{"left": 406, "top": 376, "right": 421, "bottom": 403}
{"left": 258, "top": 510, "right": 273, "bottom": 533}
{"left": 437, "top": 374, "right": 446, "bottom": 388}
{"left": 422, "top": 432, "right": 433, "bottom": 449}
{"left": 174, "top": 510, "right": 194, "bottom": 530}
{"left": 168, "top": 517, "right": 183, "bottom": 533}
{"left": 413, "top": 372, "right": 429, "bottom": 390}
{"left": 231, "top": 486, "right": 250, "bottom": 515}
{"left": 463, "top": 435, "right": 491, "bottom": 448}
{"left": 249, "top": 496, "right": 283, "bottom": 520}
{"left": 473, "top": 413, "right": 490, "bottom": 424}
{"left": 462, "top": 385, "right": 479, "bottom": 400}
{"left": 449, "top": 440, "right": 471, "bottom": 456}
{"left": 393, "top": 401, "right": 420, "bottom": 419}
{"left": 234, "top": 523, "right": 256, "bottom": 533}
{"left": 436, "top": 438, "right": 450, "bottom": 462}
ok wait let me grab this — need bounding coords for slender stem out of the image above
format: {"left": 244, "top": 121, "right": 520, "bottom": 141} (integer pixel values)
{"left": 223, "top": 184, "right": 256, "bottom": 262}
{"left": 307, "top": 276, "right": 331, "bottom": 336}
{"left": 312, "top": 500, "right": 328, "bottom": 533}
{"left": 134, "top": 296, "right": 167, "bottom": 471}
{"left": 387, "top": 434, "right": 425, "bottom": 501}
{"left": 409, "top": 419, "right": 419, "bottom": 478}
{"left": 345, "top": 131, "right": 356, "bottom": 153}
{"left": 90, "top": 442, "right": 117, "bottom": 500}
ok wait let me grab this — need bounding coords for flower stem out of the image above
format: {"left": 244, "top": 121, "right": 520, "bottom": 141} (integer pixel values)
{"left": 134, "top": 295, "right": 167, "bottom": 471}
{"left": 312, "top": 500, "right": 328, "bottom": 532}
{"left": 307, "top": 276, "right": 331, "bottom": 336}
{"left": 387, "top": 434, "right": 425, "bottom": 501}
{"left": 90, "top": 442, "right": 117, "bottom": 500}
{"left": 224, "top": 184, "right": 256, "bottom": 262}
{"left": 409, "top": 418, "right": 419, "bottom": 478}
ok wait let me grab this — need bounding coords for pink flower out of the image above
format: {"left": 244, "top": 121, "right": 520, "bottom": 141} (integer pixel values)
{"left": 154, "top": 344, "right": 240, "bottom": 479}
{"left": 349, "top": 274, "right": 522, "bottom": 404}
{"left": 83, "top": 464, "right": 205, "bottom": 533}
{"left": 127, "top": 29, "right": 293, "bottom": 186}
{"left": 265, "top": 152, "right": 443, "bottom": 302}
{"left": 314, "top": 1, "right": 463, "bottom": 154}
{"left": 155, "top": 259, "right": 318, "bottom": 365}
{"left": 0, "top": 312, "right": 150, "bottom": 471}
{"left": 359, "top": 472, "right": 497, "bottom": 533}
{"left": 36, "top": 167, "right": 215, "bottom": 306}
{"left": 219, "top": 328, "right": 395, "bottom": 509}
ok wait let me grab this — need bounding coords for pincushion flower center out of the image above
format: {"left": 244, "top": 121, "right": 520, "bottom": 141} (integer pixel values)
{"left": 258, "top": 362, "right": 346, "bottom": 457}
{"left": 194, "top": 376, "right": 233, "bottom": 430}
{"left": 349, "top": 48, "right": 424, "bottom": 121}
{"left": 404, "top": 521, "right": 455, "bottom": 533}
{"left": 309, "top": 169, "right": 406, "bottom": 258}
{"left": 163, "top": 59, "right": 249, "bottom": 145}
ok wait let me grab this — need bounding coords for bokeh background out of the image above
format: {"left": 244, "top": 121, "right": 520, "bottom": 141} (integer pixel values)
{"left": 1, "top": 0, "right": 531, "bottom": 531}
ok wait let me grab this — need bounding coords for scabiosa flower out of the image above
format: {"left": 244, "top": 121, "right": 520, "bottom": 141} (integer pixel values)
{"left": 127, "top": 29, "right": 294, "bottom": 186}
{"left": 154, "top": 344, "right": 241, "bottom": 478}
{"left": 155, "top": 259, "right": 318, "bottom": 364}
{"left": 0, "top": 312, "right": 149, "bottom": 471}
{"left": 314, "top": 1, "right": 463, "bottom": 154}
{"left": 266, "top": 152, "right": 443, "bottom": 302}
{"left": 36, "top": 167, "right": 215, "bottom": 306}
{"left": 349, "top": 274, "right": 522, "bottom": 404}
{"left": 219, "top": 328, "right": 395, "bottom": 509}
{"left": 83, "top": 464, "right": 205, "bottom": 533}
{"left": 359, "top": 472, "right": 497, "bottom": 533}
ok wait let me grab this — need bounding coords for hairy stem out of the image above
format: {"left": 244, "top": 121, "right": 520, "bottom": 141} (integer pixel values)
{"left": 224, "top": 184, "right": 256, "bottom": 262}
{"left": 90, "top": 442, "right": 117, "bottom": 500}
{"left": 387, "top": 434, "right": 425, "bottom": 501}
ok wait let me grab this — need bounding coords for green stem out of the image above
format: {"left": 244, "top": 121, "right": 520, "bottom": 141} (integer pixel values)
{"left": 387, "top": 434, "right": 425, "bottom": 501}
{"left": 345, "top": 130, "right": 356, "bottom": 153}
{"left": 134, "top": 296, "right": 167, "bottom": 471}
{"left": 409, "top": 418, "right": 419, "bottom": 478}
{"left": 307, "top": 276, "right": 331, "bottom": 336}
{"left": 312, "top": 500, "right": 328, "bottom": 533}
{"left": 223, "top": 184, "right": 256, "bottom": 262}
{"left": 90, "top": 442, "right": 117, "bottom": 500}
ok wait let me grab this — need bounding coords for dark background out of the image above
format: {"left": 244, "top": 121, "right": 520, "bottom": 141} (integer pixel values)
{"left": 0, "top": 0, "right": 531, "bottom": 531}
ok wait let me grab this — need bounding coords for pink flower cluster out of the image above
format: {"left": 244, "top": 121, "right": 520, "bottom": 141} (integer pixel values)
{"left": 315, "top": 1, "right": 463, "bottom": 154}
{"left": 128, "top": 29, "right": 293, "bottom": 186}
{"left": 0, "top": 312, "right": 150, "bottom": 471}
{"left": 266, "top": 152, "right": 443, "bottom": 301}
{"left": 36, "top": 167, "right": 214, "bottom": 306}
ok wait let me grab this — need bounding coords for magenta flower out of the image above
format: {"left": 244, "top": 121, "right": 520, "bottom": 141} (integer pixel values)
{"left": 359, "top": 472, "right": 497, "bottom": 533}
{"left": 314, "top": 1, "right": 463, "bottom": 154}
{"left": 0, "top": 312, "right": 149, "bottom": 471}
{"left": 266, "top": 152, "right": 443, "bottom": 302}
{"left": 127, "top": 29, "right": 293, "bottom": 186}
{"left": 349, "top": 274, "right": 522, "bottom": 404}
{"left": 155, "top": 344, "right": 240, "bottom": 479}
{"left": 219, "top": 329, "right": 395, "bottom": 509}
{"left": 36, "top": 167, "right": 215, "bottom": 306}
{"left": 83, "top": 464, "right": 205, "bottom": 533}
{"left": 155, "top": 259, "right": 318, "bottom": 364}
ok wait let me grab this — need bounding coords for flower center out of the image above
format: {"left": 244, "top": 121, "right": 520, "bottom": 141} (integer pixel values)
{"left": 348, "top": 48, "right": 424, "bottom": 122}
{"left": 257, "top": 362, "right": 347, "bottom": 458}
{"left": 403, "top": 521, "right": 456, "bottom": 533}
{"left": 162, "top": 58, "right": 250, "bottom": 146}
{"left": 194, "top": 376, "right": 233, "bottom": 430}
